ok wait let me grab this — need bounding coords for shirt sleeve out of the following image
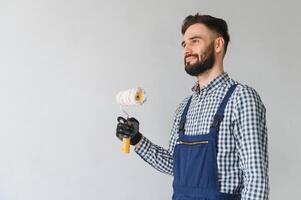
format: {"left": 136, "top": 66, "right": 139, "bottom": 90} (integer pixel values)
{"left": 134, "top": 101, "right": 184, "bottom": 176}
{"left": 234, "top": 86, "right": 269, "bottom": 199}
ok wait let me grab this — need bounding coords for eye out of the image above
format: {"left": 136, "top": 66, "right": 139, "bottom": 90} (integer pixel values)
{"left": 192, "top": 39, "right": 199, "bottom": 44}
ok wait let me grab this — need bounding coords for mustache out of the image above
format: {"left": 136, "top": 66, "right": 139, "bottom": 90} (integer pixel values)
{"left": 184, "top": 54, "right": 198, "bottom": 60}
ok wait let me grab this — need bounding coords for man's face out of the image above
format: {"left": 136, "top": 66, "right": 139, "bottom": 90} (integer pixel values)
{"left": 182, "top": 23, "right": 216, "bottom": 76}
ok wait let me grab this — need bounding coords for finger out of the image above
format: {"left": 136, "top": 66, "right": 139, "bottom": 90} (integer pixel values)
{"left": 116, "top": 130, "right": 130, "bottom": 137}
{"left": 116, "top": 132, "right": 125, "bottom": 140}
{"left": 127, "top": 117, "right": 139, "bottom": 123}
{"left": 117, "top": 123, "right": 131, "bottom": 131}
{"left": 116, "top": 123, "right": 132, "bottom": 133}
{"left": 127, "top": 117, "right": 137, "bottom": 122}
{"left": 117, "top": 116, "right": 127, "bottom": 124}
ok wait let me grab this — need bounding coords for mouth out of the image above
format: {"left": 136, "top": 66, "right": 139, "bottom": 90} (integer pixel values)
{"left": 185, "top": 56, "right": 198, "bottom": 65}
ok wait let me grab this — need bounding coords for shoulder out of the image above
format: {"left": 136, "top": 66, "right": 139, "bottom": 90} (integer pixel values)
{"left": 230, "top": 80, "right": 266, "bottom": 112}
{"left": 235, "top": 84, "right": 263, "bottom": 104}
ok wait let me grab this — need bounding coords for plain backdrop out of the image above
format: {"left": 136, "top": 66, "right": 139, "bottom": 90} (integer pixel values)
{"left": 0, "top": 0, "right": 300, "bottom": 199}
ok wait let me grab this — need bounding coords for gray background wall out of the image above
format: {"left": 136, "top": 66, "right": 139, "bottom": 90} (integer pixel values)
{"left": 0, "top": 0, "right": 300, "bottom": 199}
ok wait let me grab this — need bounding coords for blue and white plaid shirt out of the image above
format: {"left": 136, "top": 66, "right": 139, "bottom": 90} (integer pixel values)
{"left": 135, "top": 72, "right": 269, "bottom": 199}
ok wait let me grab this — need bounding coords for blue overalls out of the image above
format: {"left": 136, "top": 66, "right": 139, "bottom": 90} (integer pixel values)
{"left": 172, "top": 84, "right": 241, "bottom": 200}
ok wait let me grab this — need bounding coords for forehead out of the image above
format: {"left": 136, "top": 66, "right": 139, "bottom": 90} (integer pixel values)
{"left": 183, "top": 23, "right": 213, "bottom": 40}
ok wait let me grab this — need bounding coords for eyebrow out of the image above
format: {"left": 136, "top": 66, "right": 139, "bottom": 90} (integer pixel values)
{"left": 181, "top": 36, "right": 202, "bottom": 47}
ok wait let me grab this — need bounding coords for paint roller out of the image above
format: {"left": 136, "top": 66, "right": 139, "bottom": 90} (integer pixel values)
{"left": 116, "top": 87, "right": 147, "bottom": 153}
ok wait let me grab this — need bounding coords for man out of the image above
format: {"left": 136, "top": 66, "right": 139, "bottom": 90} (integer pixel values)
{"left": 116, "top": 13, "right": 269, "bottom": 200}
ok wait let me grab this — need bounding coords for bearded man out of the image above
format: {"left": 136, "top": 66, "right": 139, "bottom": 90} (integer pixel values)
{"left": 116, "top": 13, "right": 269, "bottom": 200}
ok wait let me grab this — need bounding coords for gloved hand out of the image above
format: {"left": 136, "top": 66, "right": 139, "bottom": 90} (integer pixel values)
{"left": 116, "top": 116, "right": 142, "bottom": 145}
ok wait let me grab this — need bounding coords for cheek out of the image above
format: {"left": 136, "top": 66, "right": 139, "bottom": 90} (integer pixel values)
{"left": 200, "top": 44, "right": 212, "bottom": 57}
{"left": 196, "top": 47, "right": 206, "bottom": 58}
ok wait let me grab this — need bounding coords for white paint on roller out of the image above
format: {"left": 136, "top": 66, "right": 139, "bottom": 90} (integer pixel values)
{"left": 116, "top": 87, "right": 147, "bottom": 106}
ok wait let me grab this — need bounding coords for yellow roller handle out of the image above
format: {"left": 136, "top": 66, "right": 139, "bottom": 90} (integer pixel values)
{"left": 122, "top": 137, "right": 130, "bottom": 154}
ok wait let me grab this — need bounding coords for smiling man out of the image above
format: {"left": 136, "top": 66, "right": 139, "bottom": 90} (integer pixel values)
{"left": 116, "top": 13, "right": 269, "bottom": 200}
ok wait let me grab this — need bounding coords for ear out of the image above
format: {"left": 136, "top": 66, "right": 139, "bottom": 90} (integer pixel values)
{"left": 214, "top": 37, "right": 225, "bottom": 54}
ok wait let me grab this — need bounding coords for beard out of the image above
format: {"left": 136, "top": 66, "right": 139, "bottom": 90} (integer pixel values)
{"left": 184, "top": 43, "right": 215, "bottom": 77}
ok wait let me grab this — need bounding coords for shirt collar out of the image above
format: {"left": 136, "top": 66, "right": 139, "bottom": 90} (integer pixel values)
{"left": 191, "top": 72, "right": 230, "bottom": 95}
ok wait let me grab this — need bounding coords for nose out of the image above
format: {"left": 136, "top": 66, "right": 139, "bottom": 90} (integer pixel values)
{"left": 183, "top": 44, "right": 192, "bottom": 58}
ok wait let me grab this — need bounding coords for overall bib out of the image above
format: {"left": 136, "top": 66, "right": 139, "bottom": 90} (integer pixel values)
{"left": 172, "top": 84, "right": 241, "bottom": 200}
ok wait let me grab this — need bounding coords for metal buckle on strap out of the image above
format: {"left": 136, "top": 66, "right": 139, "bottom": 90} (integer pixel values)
{"left": 179, "top": 120, "right": 185, "bottom": 132}
{"left": 210, "top": 115, "right": 224, "bottom": 130}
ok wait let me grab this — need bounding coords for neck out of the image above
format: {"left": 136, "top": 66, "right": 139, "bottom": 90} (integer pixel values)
{"left": 197, "top": 63, "right": 224, "bottom": 89}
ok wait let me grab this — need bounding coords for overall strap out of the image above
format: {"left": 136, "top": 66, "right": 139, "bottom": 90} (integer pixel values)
{"left": 211, "top": 84, "right": 238, "bottom": 131}
{"left": 178, "top": 96, "right": 193, "bottom": 133}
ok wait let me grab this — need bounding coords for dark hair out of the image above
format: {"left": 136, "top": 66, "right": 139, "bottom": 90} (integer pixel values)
{"left": 182, "top": 13, "right": 230, "bottom": 54}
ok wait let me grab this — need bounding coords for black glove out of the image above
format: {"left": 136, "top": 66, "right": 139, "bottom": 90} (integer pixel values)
{"left": 116, "top": 116, "right": 142, "bottom": 145}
